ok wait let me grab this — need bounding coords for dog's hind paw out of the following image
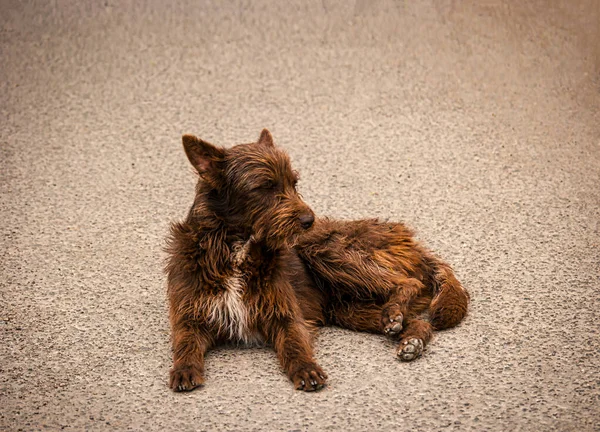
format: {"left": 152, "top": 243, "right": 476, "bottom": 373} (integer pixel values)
{"left": 396, "top": 338, "right": 424, "bottom": 362}
{"left": 381, "top": 304, "right": 404, "bottom": 337}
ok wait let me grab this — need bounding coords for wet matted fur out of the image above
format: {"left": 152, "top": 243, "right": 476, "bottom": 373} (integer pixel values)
{"left": 165, "top": 129, "right": 469, "bottom": 392}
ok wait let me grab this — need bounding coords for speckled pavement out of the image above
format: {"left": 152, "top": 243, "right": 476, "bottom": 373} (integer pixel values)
{"left": 1, "top": 1, "right": 599, "bottom": 431}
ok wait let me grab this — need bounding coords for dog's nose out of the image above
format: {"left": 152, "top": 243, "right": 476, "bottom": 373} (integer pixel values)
{"left": 299, "top": 213, "right": 315, "bottom": 229}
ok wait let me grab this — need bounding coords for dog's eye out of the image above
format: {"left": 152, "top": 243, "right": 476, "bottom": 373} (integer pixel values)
{"left": 261, "top": 180, "right": 277, "bottom": 190}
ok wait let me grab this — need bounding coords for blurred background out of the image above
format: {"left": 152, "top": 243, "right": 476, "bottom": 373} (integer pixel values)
{"left": 1, "top": 1, "right": 599, "bottom": 431}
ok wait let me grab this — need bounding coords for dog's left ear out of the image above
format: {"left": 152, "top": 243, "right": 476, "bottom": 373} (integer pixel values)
{"left": 258, "top": 128, "right": 274, "bottom": 147}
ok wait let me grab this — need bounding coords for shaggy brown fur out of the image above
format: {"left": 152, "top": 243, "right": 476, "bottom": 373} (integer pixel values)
{"left": 165, "top": 129, "right": 469, "bottom": 392}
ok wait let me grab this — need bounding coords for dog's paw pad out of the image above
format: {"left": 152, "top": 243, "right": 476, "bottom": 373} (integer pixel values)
{"left": 384, "top": 319, "right": 403, "bottom": 336}
{"left": 381, "top": 307, "right": 404, "bottom": 337}
{"left": 397, "top": 338, "right": 424, "bottom": 362}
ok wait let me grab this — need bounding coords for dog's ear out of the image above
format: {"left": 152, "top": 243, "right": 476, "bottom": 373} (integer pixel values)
{"left": 182, "top": 135, "right": 225, "bottom": 176}
{"left": 258, "top": 128, "right": 274, "bottom": 147}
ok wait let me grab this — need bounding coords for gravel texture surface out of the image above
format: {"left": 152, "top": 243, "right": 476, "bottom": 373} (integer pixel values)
{"left": 1, "top": 1, "right": 599, "bottom": 431}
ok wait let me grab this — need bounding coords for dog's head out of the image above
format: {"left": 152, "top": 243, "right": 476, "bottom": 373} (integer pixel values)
{"left": 182, "top": 129, "right": 315, "bottom": 250}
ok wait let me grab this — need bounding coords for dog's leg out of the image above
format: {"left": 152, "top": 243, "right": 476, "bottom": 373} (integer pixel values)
{"left": 380, "top": 277, "right": 426, "bottom": 337}
{"left": 396, "top": 318, "right": 433, "bottom": 362}
{"left": 265, "top": 317, "right": 328, "bottom": 392}
{"left": 329, "top": 302, "right": 383, "bottom": 333}
{"left": 169, "top": 318, "right": 212, "bottom": 392}
{"left": 275, "top": 321, "right": 328, "bottom": 392}
{"left": 330, "top": 300, "right": 432, "bottom": 361}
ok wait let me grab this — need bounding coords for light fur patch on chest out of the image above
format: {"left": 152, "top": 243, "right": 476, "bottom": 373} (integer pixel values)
{"left": 206, "top": 239, "right": 254, "bottom": 343}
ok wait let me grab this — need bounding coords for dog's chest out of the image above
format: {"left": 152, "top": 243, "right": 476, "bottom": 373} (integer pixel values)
{"left": 206, "top": 239, "right": 259, "bottom": 343}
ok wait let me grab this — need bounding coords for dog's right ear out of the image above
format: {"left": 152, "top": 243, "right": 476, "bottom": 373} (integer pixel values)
{"left": 182, "top": 135, "right": 225, "bottom": 177}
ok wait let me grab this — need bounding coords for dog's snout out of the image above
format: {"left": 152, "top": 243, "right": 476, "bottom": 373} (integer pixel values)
{"left": 299, "top": 213, "right": 315, "bottom": 230}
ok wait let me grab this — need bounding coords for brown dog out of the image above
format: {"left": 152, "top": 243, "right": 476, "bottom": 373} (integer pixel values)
{"left": 165, "top": 129, "right": 469, "bottom": 392}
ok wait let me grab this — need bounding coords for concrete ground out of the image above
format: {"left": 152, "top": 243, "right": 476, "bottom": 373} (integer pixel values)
{"left": 1, "top": 1, "right": 599, "bottom": 431}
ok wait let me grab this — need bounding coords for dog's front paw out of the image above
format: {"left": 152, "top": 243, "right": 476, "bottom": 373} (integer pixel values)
{"left": 170, "top": 364, "right": 205, "bottom": 392}
{"left": 291, "top": 364, "right": 328, "bottom": 392}
{"left": 396, "top": 338, "right": 424, "bottom": 362}
{"left": 381, "top": 304, "right": 404, "bottom": 337}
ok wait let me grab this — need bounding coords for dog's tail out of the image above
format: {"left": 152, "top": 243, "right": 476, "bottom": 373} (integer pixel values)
{"left": 426, "top": 255, "right": 470, "bottom": 330}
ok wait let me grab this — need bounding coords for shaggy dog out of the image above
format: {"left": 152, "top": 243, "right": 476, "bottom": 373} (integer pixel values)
{"left": 165, "top": 129, "right": 469, "bottom": 392}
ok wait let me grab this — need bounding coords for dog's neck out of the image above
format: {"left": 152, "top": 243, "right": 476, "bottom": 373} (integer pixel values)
{"left": 190, "top": 187, "right": 250, "bottom": 235}
{"left": 189, "top": 194, "right": 288, "bottom": 255}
